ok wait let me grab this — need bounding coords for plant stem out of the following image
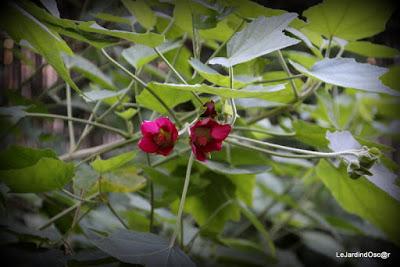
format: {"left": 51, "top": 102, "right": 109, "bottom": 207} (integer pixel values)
{"left": 226, "top": 138, "right": 361, "bottom": 159}
{"left": 154, "top": 47, "right": 203, "bottom": 105}
{"left": 101, "top": 48, "right": 182, "bottom": 127}
{"left": 246, "top": 81, "right": 322, "bottom": 124}
{"left": 228, "top": 134, "right": 362, "bottom": 157}
{"left": 73, "top": 80, "right": 135, "bottom": 152}
{"left": 169, "top": 153, "right": 195, "bottom": 248}
{"left": 60, "top": 135, "right": 139, "bottom": 161}
{"left": 253, "top": 74, "right": 304, "bottom": 85}
{"left": 276, "top": 50, "right": 299, "bottom": 99}
{"left": 107, "top": 201, "right": 129, "bottom": 230}
{"left": 39, "top": 193, "right": 99, "bottom": 230}
{"left": 233, "top": 126, "right": 295, "bottom": 137}
{"left": 62, "top": 189, "right": 95, "bottom": 203}
{"left": 229, "top": 66, "right": 237, "bottom": 125}
{"left": 66, "top": 83, "right": 76, "bottom": 152}
{"left": 25, "top": 112, "right": 130, "bottom": 138}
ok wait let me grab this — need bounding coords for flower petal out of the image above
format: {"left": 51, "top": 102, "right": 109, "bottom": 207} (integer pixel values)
{"left": 191, "top": 143, "right": 207, "bottom": 161}
{"left": 203, "top": 141, "right": 222, "bottom": 152}
{"left": 211, "top": 124, "right": 231, "bottom": 141}
{"left": 157, "top": 145, "right": 174, "bottom": 156}
{"left": 155, "top": 117, "right": 173, "bottom": 131}
{"left": 138, "top": 136, "right": 158, "bottom": 153}
{"left": 141, "top": 121, "right": 159, "bottom": 136}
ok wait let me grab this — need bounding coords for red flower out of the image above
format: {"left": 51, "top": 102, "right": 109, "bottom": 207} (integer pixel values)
{"left": 201, "top": 100, "right": 217, "bottom": 118}
{"left": 190, "top": 118, "right": 231, "bottom": 161}
{"left": 138, "top": 117, "right": 178, "bottom": 156}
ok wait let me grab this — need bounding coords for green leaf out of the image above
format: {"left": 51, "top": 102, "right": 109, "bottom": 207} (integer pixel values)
{"left": 345, "top": 41, "right": 399, "bottom": 58}
{"left": 209, "top": 14, "right": 300, "bottom": 67}
{"left": 189, "top": 58, "right": 258, "bottom": 88}
{"left": 0, "top": 2, "right": 81, "bottom": 94}
{"left": 98, "top": 166, "right": 146, "bottom": 193}
{"left": 63, "top": 54, "right": 115, "bottom": 90}
{"left": 303, "top": 0, "right": 395, "bottom": 40}
{"left": 83, "top": 88, "right": 129, "bottom": 103}
{"left": 115, "top": 108, "right": 137, "bottom": 120}
{"left": 136, "top": 84, "right": 193, "bottom": 114}
{"left": 121, "top": 0, "right": 157, "bottom": 30}
{"left": 289, "top": 58, "right": 400, "bottom": 96}
{"left": 0, "top": 146, "right": 74, "bottom": 193}
{"left": 78, "top": 21, "right": 164, "bottom": 47}
{"left": 122, "top": 40, "right": 181, "bottom": 69}
{"left": 91, "top": 151, "right": 136, "bottom": 173}
{"left": 94, "top": 12, "right": 132, "bottom": 24}
{"left": 185, "top": 172, "right": 240, "bottom": 232}
{"left": 146, "top": 82, "right": 292, "bottom": 102}
{"left": 381, "top": 65, "right": 400, "bottom": 92}
{"left": 316, "top": 160, "right": 400, "bottom": 245}
{"left": 293, "top": 120, "right": 329, "bottom": 149}
{"left": 86, "top": 228, "right": 195, "bottom": 266}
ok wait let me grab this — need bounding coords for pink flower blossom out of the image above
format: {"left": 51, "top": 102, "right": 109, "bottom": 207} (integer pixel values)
{"left": 138, "top": 117, "right": 178, "bottom": 156}
{"left": 190, "top": 118, "right": 231, "bottom": 161}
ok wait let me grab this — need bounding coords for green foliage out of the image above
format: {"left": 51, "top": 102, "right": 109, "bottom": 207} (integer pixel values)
{"left": 303, "top": 0, "right": 395, "bottom": 40}
{"left": 0, "top": 146, "right": 74, "bottom": 192}
{"left": 1, "top": 0, "right": 399, "bottom": 266}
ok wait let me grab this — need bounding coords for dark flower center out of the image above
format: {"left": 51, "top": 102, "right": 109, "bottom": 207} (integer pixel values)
{"left": 154, "top": 128, "right": 172, "bottom": 146}
{"left": 194, "top": 127, "right": 211, "bottom": 146}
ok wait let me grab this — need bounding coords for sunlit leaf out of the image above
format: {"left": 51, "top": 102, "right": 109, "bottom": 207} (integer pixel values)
{"left": 121, "top": 0, "right": 157, "bottom": 30}
{"left": 209, "top": 14, "right": 300, "bottom": 67}
{"left": 122, "top": 40, "right": 181, "bottom": 69}
{"left": 115, "top": 108, "right": 137, "bottom": 120}
{"left": 91, "top": 151, "right": 136, "bottom": 173}
{"left": 345, "top": 41, "right": 399, "bottom": 58}
{"left": 290, "top": 58, "right": 400, "bottom": 96}
{"left": 303, "top": 0, "right": 395, "bottom": 40}
{"left": 316, "top": 160, "right": 400, "bottom": 245}
{"left": 83, "top": 88, "right": 129, "bottom": 103}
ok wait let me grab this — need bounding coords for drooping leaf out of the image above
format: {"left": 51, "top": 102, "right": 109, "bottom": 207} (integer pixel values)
{"left": 63, "top": 54, "right": 115, "bottom": 90}
{"left": 91, "top": 151, "right": 136, "bottom": 173}
{"left": 189, "top": 58, "right": 258, "bottom": 88}
{"left": 345, "top": 41, "right": 400, "bottom": 58}
{"left": 122, "top": 40, "right": 181, "bottom": 69}
{"left": 78, "top": 21, "right": 164, "bottom": 47}
{"left": 0, "top": 2, "right": 81, "bottom": 94}
{"left": 316, "top": 160, "right": 400, "bottom": 245}
{"left": 303, "top": 0, "right": 395, "bottom": 40}
{"left": 289, "top": 58, "right": 400, "bottom": 96}
{"left": 0, "top": 146, "right": 74, "bottom": 193}
{"left": 86, "top": 228, "right": 195, "bottom": 266}
{"left": 121, "top": 0, "right": 157, "bottom": 30}
{"left": 209, "top": 14, "right": 300, "bottom": 67}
